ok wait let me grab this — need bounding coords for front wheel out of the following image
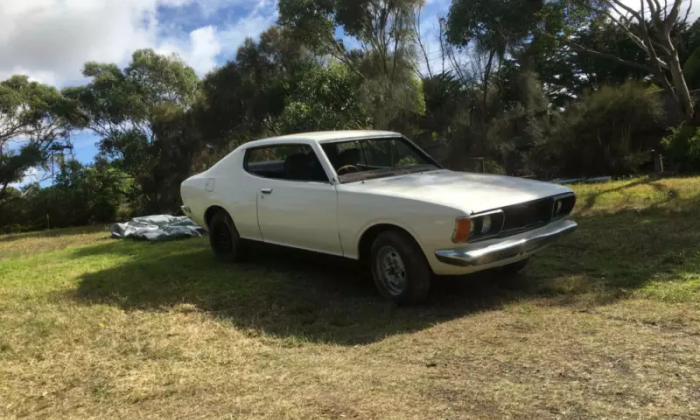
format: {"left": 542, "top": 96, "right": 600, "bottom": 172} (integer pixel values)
{"left": 499, "top": 257, "right": 530, "bottom": 275}
{"left": 209, "top": 211, "right": 246, "bottom": 262}
{"left": 493, "top": 257, "right": 531, "bottom": 288}
{"left": 370, "top": 230, "right": 432, "bottom": 304}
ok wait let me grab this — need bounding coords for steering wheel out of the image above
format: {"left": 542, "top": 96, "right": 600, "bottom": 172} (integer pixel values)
{"left": 336, "top": 165, "right": 360, "bottom": 175}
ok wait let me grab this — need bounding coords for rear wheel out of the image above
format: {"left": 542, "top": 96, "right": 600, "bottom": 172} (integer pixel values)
{"left": 370, "top": 230, "right": 431, "bottom": 304}
{"left": 209, "top": 211, "right": 246, "bottom": 262}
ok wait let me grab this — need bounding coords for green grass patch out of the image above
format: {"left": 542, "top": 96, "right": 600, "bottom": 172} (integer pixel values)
{"left": 1, "top": 176, "right": 700, "bottom": 419}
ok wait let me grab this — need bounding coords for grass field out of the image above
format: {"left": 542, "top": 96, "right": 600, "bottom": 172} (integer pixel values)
{"left": 2, "top": 177, "right": 700, "bottom": 419}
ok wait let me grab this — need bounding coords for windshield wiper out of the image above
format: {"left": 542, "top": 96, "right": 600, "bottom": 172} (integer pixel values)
{"left": 340, "top": 165, "right": 439, "bottom": 183}
{"left": 406, "top": 164, "right": 439, "bottom": 173}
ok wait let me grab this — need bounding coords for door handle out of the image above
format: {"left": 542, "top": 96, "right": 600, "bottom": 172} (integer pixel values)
{"left": 261, "top": 188, "right": 273, "bottom": 194}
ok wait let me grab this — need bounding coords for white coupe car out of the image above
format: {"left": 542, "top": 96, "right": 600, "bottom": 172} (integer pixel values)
{"left": 181, "top": 130, "right": 577, "bottom": 304}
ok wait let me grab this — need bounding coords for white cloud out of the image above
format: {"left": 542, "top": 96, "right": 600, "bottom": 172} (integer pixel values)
{"left": 159, "top": 26, "right": 222, "bottom": 75}
{"left": 218, "top": 12, "right": 278, "bottom": 57}
{"left": 0, "top": 0, "right": 158, "bottom": 85}
{"left": 0, "top": 0, "right": 278, "bottom": 86}
{"left": 157, "top": 10, "right": 277, "bottom": 76}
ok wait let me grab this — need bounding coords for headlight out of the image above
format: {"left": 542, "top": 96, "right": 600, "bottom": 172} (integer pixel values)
{"left": 481, "top": 215, "right": 492, "bottom": 234}
{"left": 452, "top": 210, "right": 504, "bottom": 243}
{"left": 552, "top": 194, "right": 576, "bottom": 219}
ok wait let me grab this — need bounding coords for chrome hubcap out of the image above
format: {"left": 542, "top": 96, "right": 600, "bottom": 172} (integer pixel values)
{"left": 377, "top": 246, "right": 406, "bottom": 295}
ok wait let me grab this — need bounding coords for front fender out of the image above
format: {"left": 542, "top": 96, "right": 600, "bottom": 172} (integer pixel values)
{"left": 336, "top": 191, "right": 464, "bottom": 260}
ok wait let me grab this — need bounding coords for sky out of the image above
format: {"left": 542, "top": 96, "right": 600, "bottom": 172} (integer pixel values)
{"left": 1, "top": 0, "right": 452, "bottom": 185}
{"left": 2, "top": 0, "right": 697, "bottom": 186}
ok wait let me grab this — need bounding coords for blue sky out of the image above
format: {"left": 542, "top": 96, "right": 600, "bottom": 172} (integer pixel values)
{"left": 0, "top": 0, "right": 450, "bottom": 183}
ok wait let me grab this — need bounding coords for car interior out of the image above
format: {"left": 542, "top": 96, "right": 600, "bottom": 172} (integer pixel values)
{"left": 245, "top": 147, "right": 328, "bottom": 182}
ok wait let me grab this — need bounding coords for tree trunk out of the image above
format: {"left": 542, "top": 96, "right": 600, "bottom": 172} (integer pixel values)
{"left": 482, "top": 50, "right": 496, "bottom": 119}
{"left": 667, "top": 53, "right": 694, "bottom": 121}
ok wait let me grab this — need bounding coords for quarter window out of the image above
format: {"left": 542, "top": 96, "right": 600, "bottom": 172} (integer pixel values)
{"left": 244, "top": 144, "right": 328, "bottom": 183}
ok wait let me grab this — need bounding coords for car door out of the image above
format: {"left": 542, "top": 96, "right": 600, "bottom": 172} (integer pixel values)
{"left": 244, "top": 143, "right": 343, "bottom": 256}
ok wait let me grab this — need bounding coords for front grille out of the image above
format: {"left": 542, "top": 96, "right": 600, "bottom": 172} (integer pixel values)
{"left": 497, "top": 193, "right": 576, "bottom": 236}
{"left": 501, "top": 197, "right": 555, "bottom": 232}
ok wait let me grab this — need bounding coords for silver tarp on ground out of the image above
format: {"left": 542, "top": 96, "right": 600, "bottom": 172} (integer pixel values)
{"left": 110, "top": 215, "right": 206, "bottom": 241}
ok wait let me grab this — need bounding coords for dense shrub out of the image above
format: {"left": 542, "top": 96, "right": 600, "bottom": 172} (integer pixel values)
{"left": 546, "top": 82, "right": 664, "bottom": 177}
{"left": 0, "top": 160, "right": 130, "bottom": 232}
{"left": 662, "top": 123, "right": 700, "bottom": 172}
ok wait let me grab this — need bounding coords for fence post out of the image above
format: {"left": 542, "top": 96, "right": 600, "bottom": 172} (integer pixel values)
{"left": 654, "top": 152, "right": 664, "bottom": 174}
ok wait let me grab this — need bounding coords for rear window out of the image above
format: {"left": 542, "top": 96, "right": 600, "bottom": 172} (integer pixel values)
{"left": 244, "top": 144, "right": 328, "bottom": 183}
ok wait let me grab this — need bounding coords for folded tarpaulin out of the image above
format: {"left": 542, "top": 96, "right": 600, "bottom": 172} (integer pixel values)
{"left": 110, "top": 215, "right": 206, "bottom": 241}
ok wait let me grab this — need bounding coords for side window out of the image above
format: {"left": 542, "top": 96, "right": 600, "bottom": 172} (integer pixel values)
{"left": 244, "top": 144, "right": 328, "bottom": 183}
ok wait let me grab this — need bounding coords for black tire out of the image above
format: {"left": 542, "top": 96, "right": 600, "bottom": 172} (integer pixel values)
{"left": 370, "top": 230, "right": 432, "bottom": 304}
{"left": 208, "top": 211, "right": 246, "bottom": 262}
{"left": 499, "top": 257, "right": 531, "bottom": 275}
{"left": 493, "top": 257, "right": 531, "bottom": 289}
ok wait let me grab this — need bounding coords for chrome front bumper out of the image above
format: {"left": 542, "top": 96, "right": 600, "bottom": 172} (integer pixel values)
{"left": 435, "top": 219, "right": 578, "bottom": 267}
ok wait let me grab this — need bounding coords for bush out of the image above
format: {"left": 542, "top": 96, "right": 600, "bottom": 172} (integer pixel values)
{"left": 483, "top": 160, "right": 506, "bottom": 174}
{"left": 548, "top": 82, "right": 664, "bottom": 177}
{"left": 0, "top": 160, "right": 130, "bottom": 233}
{"left": 662, "top": 123, "right": 700, "bottom": 172}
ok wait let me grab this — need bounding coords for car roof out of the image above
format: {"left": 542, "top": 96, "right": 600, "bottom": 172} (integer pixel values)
{"left": 241, "top": 130, "right": 401, "bottom": 148}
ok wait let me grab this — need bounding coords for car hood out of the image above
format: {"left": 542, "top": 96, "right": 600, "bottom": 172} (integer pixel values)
{"left": 344, "top": 169, "right": 573, "bottom": 214}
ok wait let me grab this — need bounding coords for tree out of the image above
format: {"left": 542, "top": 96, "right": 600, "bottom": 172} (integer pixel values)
{"left": 495, "top": 19, "right": 652, "bottom": 108}
{"left": 51, "top": 158, "right": 130, "bottom": 225}
{"left": 548, "top": 81, "right": 664, "bottom": 176}
{"left": 523, "top": 0, "right": 695, "bottom": 121}
{"left": 197, "top": 26, "right": 313, "bottom": 151}
{"left": 445, "top": 0, "right": 696, "bottom": 121}
{"left": 0, "top": 158, "right": 130, "bottom": 231}
{"left": 446, "top": 0, "right": 543, "bottom": 112}
{"left": 0, "top": 75, "right": 82, "bottom": 209}
{"left": 279, "top": 0, "right": 426, "bottom": 128}
{"left": 571, "top": 1, "right": 694, "bottom": 121}
{"left": 65, "top": 49, "right": 200, "bottom": 214}
{"left": 278, "top": 62, "right": 369, "bottom": 133}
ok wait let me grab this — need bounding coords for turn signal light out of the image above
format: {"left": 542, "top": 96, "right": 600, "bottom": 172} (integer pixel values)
{"left": 452, "top": 218, "right": 472, "bottom": 243}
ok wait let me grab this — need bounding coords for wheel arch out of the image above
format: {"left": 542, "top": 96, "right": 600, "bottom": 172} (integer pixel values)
{"left": 357, "top": 223, "right": 422, "bottom": 265}
{"left": 204, "top": 205, "right": 230, "bottom": 229}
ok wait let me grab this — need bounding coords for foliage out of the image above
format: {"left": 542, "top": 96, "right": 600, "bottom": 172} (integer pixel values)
{"left": 661, "top": 123, "right": 700, "bottom": 172}
{"left": 278, "top": 63, "right": 369, "bottom": 133}
{"left": 197, "top": 26, "right": 311, "bottom": 147}
{"left": 0, "top": 75, "right": 83, "bottom": 209}
{"left": 547, "top": 82, "right": 664, "bottom": 177}
{"left": 446, "top": 0, "right": 542, "bottom": 54}
{"left": 513, "top": 19, "right": 652, "bottom": 107}
{"left": 0, "top": 159, "right": 129, "bottom": 231}
{"left": 278, "top": 0, "right": 426, "bottom": 129}
{"left": 682, "top": 47, "right": 700, "bottom": 90}
{"left": 279, "top": 0, "right": 420, "bottom": 58}
{"left": 8, "top": 2, "right": 700, "bottom": 232}
{"left": 64, "top": 49, "right": 201, "bottom": 214}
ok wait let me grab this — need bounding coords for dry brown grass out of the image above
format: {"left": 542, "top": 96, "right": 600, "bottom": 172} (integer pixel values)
{"left": 2, "top": 177, "right": 700, "bottom": 419}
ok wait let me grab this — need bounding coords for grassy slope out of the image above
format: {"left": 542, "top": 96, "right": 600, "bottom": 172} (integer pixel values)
{"left": 1, "top": 177, "right": 700, "bottom": 419}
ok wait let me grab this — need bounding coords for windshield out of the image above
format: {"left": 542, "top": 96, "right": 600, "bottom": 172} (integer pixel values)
{"left": 321, "top": 136, "right": 439, "bottom": 183}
